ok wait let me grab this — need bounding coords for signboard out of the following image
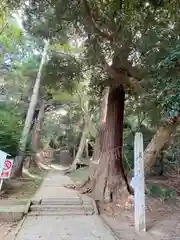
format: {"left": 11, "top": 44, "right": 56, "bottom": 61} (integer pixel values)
{"left": 1, "top": 159, "right": 14, "bottom": 179}
{"left": 0, "top": 150, "right": 8, "bottom": 173}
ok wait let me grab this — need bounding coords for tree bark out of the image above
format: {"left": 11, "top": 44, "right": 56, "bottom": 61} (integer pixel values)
{"left": 11, "top": 155, "right": 24, "bottom": 178}
{"left": 144, "top": 123, "right": 177, "bottom": 175}
{"left": 13, "top": 40, "right": 49, "bottom": 177}
{"left": 81, "top": 85, "right": 132, "bottom": 201}
{"left": 32, "top": 100, "right": 45, "bottom": 151}
{"left": 85, "top": 139, "right": 89, "bottom": 158}
{"left": 89, "top": 87, "right": 109, "bottom": 177}
{"left": 159, "top": 147, "right": 165, "bottom": 176}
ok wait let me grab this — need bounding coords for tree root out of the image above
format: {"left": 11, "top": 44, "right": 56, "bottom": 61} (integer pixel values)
{"left": 80, "top": 187, "right": 92, "bottom": 194}
{"left": 64, "top": 164, "right": 77, "bottom": 174}
{"left": 64, "top": 169, "right": 72, "bottom": 175}
{"left": 79, "top": 177, "right": 91, "bottom": 188}
{"left": 79, "top": 177, "right": 97, "bottom": 195}
{"left": 64, "top": 184, "right": 76, "bottom": 189}
{"left": 63, "top": 177, "right": 92, "bottom": 192}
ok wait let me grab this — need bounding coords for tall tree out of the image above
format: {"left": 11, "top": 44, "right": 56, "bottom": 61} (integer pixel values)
{"left": 23, "top": 0, "right": 180, "bottom": 200}
{"left": 14, "top": 39, "right": 49, "bottom": 177}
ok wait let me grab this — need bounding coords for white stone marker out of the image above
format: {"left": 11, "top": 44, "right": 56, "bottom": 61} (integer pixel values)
{"left": 134, "top": 132, "right": 146, "bottom": 232}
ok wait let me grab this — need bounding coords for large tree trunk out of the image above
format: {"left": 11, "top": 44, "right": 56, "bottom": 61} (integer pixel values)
{"left": 13, "top": 40, "right": 49, "bottom": 177}
{"left": 144, "top": 122, "right": 177, "bottom": 175}
{"left": 82, "top": 85, "right": 132, "bottom": 201}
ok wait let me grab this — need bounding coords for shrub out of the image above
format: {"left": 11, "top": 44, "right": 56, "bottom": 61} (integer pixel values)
{"left": 0, "top": 103, "right": 22, "bottom": 156}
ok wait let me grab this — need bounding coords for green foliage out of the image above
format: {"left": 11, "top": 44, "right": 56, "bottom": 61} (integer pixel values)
{"left": 5, "top": 0, "right": 179, "bottom": 168}
{"left": 0, "top": 16, "right": 24, "bottom": 66}
{"left": 0, "top": 103, "right": 22, "bottom": 156}
{"left": 129, "top": 42, "right": 180, "bottom": 126}
{"left": 158, "top": 44, "right": 180, "bottom": 118}
{"left": 43, "top": 53, "right": 82, "bottom": 92}
{"left": 123, "top": 121, "right": 153, "bottom": 171}
{"left": 22, "top": 0, "right": 180, "bottom": 107}
{"left": 139, "top": 42, "right": 180, "bottom": 122}
{"left": 0, "top": 21, "right": 22, "bottom": 51}
{"left": 147, "top": 183, "right": 177, "bottom": 201}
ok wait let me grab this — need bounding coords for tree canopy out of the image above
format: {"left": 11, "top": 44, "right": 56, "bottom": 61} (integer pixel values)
{"left": 0, "top": 0, "right": 180, "bottom": 198}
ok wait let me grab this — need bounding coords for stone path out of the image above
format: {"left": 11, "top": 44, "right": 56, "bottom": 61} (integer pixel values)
{"left": 0, "top": 222, "right": 17, "bottom": 240}
{"left": 14, "top": 171, "right": 116, "bottom": 240}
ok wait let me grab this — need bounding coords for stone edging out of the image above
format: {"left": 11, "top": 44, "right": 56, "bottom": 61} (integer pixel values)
{"left": 12, "top": 200, "right": 32, "bottom": 239}
{"left": 12, "top": 215, "right": 26, "bottom": 240}
{"left": 24, "top": 200, "right": 32, "bottom": 214}
{"left": 99, "top": 215, "right": 120, "bottom": 240}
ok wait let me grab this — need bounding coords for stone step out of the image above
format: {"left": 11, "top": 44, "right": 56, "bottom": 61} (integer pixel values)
{"left": 0, "top": 199, "right": 28, "bottom": 205}
{"left": 30, "top": 204, "right": 93, "bottom": 212}
{"left": 28, "top": 210, "right": 92, "bottom": 216}
{"left": 0, "top": 206, "right": 25, "bottom": 222}
{"left": 40, "top": 198, "right": 83, "bottom": 205}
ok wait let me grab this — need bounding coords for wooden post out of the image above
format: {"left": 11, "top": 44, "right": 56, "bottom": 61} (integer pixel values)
{"left": 134, "top": 132, "right": 146, "bottom": 232}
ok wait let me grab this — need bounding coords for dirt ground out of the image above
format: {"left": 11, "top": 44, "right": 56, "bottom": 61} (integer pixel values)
{"left": 68, "top": 166, "right": 180, "bottom": 238}
{"left": 0, "top": 222, "right": 18, "bottom": 240}
{"left": 0, "top": 168, "right": 47, "bottom": 200}
{"left": 0, "top": 167, "right": 47, "bottom": 240}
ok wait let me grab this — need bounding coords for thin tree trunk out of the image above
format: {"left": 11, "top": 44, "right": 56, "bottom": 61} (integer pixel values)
{"left": 85, "top": 139, "right": 89, "bottom": 159}
{"left": 91, "top": 135, "right": 100, "bottom": 162}
{"left": 10, "top": 156, "right": 23, "bottom": 178}
{"left": 69, "top": 123, "right": 89, "bottom": 171}
{"left": 73, "top": 145, "right": 76, "bottom": 158}
{"left": 144, "top": 123, "right": 177, "bottom": 175}
{"left": 159, "top": 148, "right": 165, "bottom": 176}
{"left": 13, "top": 40, "right": 49, "bottom": 177}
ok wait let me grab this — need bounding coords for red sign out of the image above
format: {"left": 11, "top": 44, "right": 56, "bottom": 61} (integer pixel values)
{"left": 4, "top": 160, "right": 12, "bottom": 170}
{"left": 1, "top": 159, "right": 13, "bottom": 179}
{"left": 1, "top": 171, "right": 8, "bottom": 177}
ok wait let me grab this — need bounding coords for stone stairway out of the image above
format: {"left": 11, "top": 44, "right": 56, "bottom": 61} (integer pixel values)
{"left": 15, "top": 171, "right": 115, "bottom": 240}
{"left": 28, "top": 197, "right": 96, "bottom": 216}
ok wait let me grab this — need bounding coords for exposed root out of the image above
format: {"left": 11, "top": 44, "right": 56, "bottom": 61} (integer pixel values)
{"left": 63, "top": 176, "right": 92, "bottom": 192}
{"left": 81, "top": 187, "right": 92, "bottom": 194}
{"left": 64, "top": 184, "right": 76, "bottom": 189}
{"left": 64, "top": 164, "right": 77, "bottom": 174}
{"left": 79, "top": 177, "right": 97, "bottom": 195}
{"left": 64, "top": 168, "right": 73, "bottom": 174}
{"left": 79, "top": 177, "right": 91, "bottom": 188}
